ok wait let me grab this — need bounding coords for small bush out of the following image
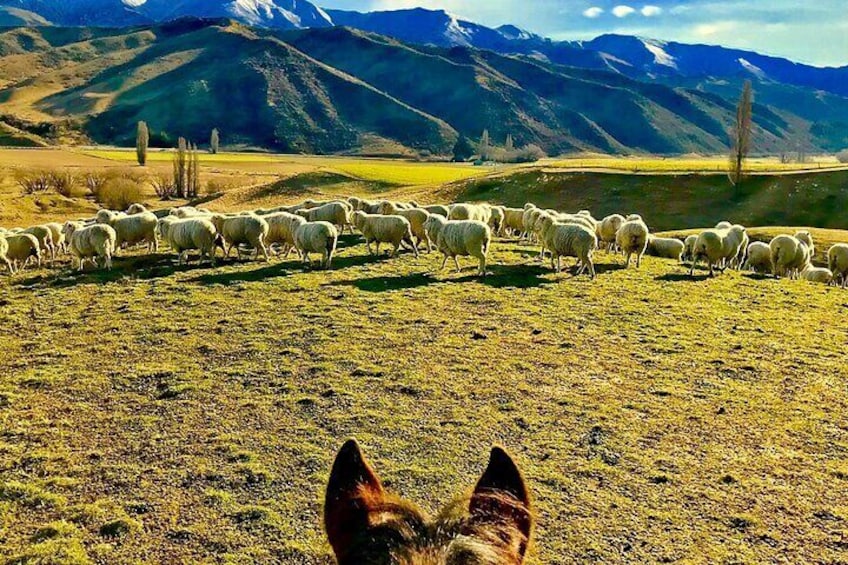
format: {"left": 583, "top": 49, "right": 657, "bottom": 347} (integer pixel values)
{"left": 205, "top": 178, "right": 238, "bottom": 195}
{"left": 84, "top": 171, "right": 108, "bottom": 198}
{"left": 150, "top": 173, "right": 176, "bottom": 200}
{"left": 48, "top": 170, "right": 81, "bottom": 197}
{"left": 97, "top": 178, "right": 143, "bottom": 210}
{"left": 16, "top": 169, "right": 51, "bottom": 194}
{"left": 836, "top": 149, "right": 848, "bottom": 164}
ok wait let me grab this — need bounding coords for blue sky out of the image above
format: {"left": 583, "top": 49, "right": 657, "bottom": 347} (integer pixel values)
{"left": 320, "top": 1, "right": 848, "bottom": 67}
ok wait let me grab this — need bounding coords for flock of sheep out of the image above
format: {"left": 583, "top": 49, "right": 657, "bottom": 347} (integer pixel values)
{"left": 1, "top": 196, "right": 847, "bottom": 288}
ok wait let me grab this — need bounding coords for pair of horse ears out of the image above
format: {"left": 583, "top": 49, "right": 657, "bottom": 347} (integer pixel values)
{"left": 324, "top": 439, "right": 531, "bottom": 562}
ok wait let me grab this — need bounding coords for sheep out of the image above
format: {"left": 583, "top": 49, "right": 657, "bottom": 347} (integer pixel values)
{"left": 646, "top": 235, "right": 685, "bottom": 261}
{"left": 626, "top": 214, "right": 643, "bottom": 222}
{"left": 730, "top": 225, "right": 750, "bottom": 270}
{"left": 423, "top": 214, "right": 491, "bottom": 276}
{"left": 352, "top": 211, "right": 418, "bottom": 258}
{"left": 294, "top": 221, "right": 338, "bottom": 269}
{"left": 422, "top": 204, "right": 450, "bottom": 218}
{"left": 537, "top": 214, "right": 597, "bottom": 278}
{"left": 795, "top": 231, "right": 815, "bottom": 259}
{"left": 522, "top": 205, "right": 543, "bottom": 242}
{"left": 770, "top": 234, "right": 810, "bottom": 279}
{"left": 63, "top": 222, "right": 116, "bottom": 271}
{"left": 210, "top": 214, "right": 270, "bottom": 261}
{"left": 0, "top": 235, "right": 10, "bottom": 274}
{"left": 715, "top": 221, "right": 733, "bottom": 229}
{"left": 22, "top": 225, "right": 55, "bottom": 264}
{"left": 800, "top": 265, "right": 833, "bottom": 285}
{"left": 108, "top": 212, "right": 159, "bottom": 253}
{"left": 44, "top": 222, "right": 66, "bottom": 254}
{"left": 502, "top": 207, "right": 525, "bottom": 237}
{"left": 681, "top": 235, "right": 698, "bottom": 263}
{"left": 597, "top": 214, "right": 624, "bottom": 252}
{"left": 3, "top": 233, "right": 41, "bottom": 272}
{"left": 616, "top": 218, "right": 650, "bottom": 268}
{"left": 533, "top": 212, "right": 594, "bottom": 261}
{"left": 743, "top": 242, "right": 773, "bottom": 274}
{"left": 170, "top": 206, "right": 211, "bottom": 219}
{"left": 448, "top": 203, "right": 491, "bottom": 225}
{"left": 488, "top": 206, "right": 505, "bottom": 236}
{"left": 689, "top": 225, "right": 747, "bottom": 276}
{"left": 381, "top": 203, "right": 432, "bottom": 252}
{"left": 264, "top": 212, "right": 307, "bottom": 258}
{"left": 96, "top": 209, "right": 126, "bottom": 225}
{"left": 348, "top": 196, "right": 379, "bottom": 212}
{"left": 162, "top": 217, "right": 224, "bottom": 266}
{"left": 296, "top": 202, "right": 352, "bottom": 233}
{"left": 126, "top": 203, "right": 149, "bottom": 215}
{"left": 827, "top": 244, "right": 848, "bottom": 288}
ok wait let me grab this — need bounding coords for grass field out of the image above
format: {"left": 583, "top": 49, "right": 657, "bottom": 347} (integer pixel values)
{"left": 1, "top": 232, "right": 847, "bottom": 564}
{"left": 546, "top": 155, "right": 847, "bottom": 173}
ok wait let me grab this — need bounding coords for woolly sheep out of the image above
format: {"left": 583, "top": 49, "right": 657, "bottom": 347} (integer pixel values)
{"left": 730, "top": 225, "right": 750, "bottom": 269}
{"left": 108, "top": 212, "right": 159, "bottom": 253}
{"left": 689, "top": 226, "right": 747, "bottom": 276}
{"left": 597, "top": 214, "right": 624, "bottom": 251}
{"left": 770, "top": 234, "right": 810, "bottom": 279}
{"left": 126, "top": 203, "right": 149, "bottom": 215}
{"left": 795, "top": 231, "right": 815, "bottom": 259}
{"left": 296, "top": 202, "right": 352, "bottom": 233}
{"left": 537, "top": 214, "right": 597, "bottom": 278}
{"left": 264, "top": 212, "right": 307, "bottom": 258}
{"left": 423, "top": 214, "right": 491, "bottom": 276}
{"left": 44, "top": 222, "right": 66, "bottom": 254}
{"left": 22, "top": 225, "right": 55, "bottom": 264}
{"left": 646, "top": 235, "right": 685, "bottom": 261}
{"left": 352, "top": 211, "right": 418, "bottom": 258}
{"left": 616, "top": 218, "right": 649, "bottom": 268}
{"left": 488, "top": 206, "right": 505, "bottom": 236}
{"left": 3, "top": 233, "right": 41, "bottom": 273}
{"left": 827, "top": 244, "right": 848, "bottom": 288}
{"left": 162, "top": 218, "right": 223, "bottom": 266}
{"left": 96, "top": 209, "right": 126, "bottom": 225}
{"left": 381, "top": 203, "right": 432, "bottom": 252}
{"left": 0, "top": 235, "right": 10, "bottom": 274}
{"left": 715, "top": 221, "right": 733, "bottom": 229}
{"left": 522, "top": 205, "right": 543, "bottom": 242}
{"left": 625, "top": 214, "right": 643, "bottom": 222}
{"left": 800, "top": 265, "right": 833, "bottom": 285}
{"left": 743, "top": 242, "right": 773, "bottom": 275}
{"left": 294, "top": 221, "right": 338, "bottom": 269}
{"left": 502, "top": 207, "right": 525, "bottom": 237}
{"left": 682, "top": 235, "right": 698, "bottom": 263}
{"left": 170, "top": 206, "right": 211, "bottom": 219}
{"left": 211, "top": 214, "right": 270, "bottom": 261}
{"left": 449, "top": 203, "right": 491, "bottom": 224}
{"left": 422, "top": 204, "right": 450, "bottom": 218}
{"left": 63, "top": 222, "right": 116, "bottom": 271}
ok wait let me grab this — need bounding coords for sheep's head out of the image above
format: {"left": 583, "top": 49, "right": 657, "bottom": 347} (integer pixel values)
{"left": 62, "top": 221, "right": 80, "bottom": 238}
{"left": 352, "top": 211, "right": 366, "bottom": 230}
{"left": 423, "top": 214, "right": 446, "bottom": 240}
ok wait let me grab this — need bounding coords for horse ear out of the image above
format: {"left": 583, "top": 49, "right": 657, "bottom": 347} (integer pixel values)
{"left": 324, "top": 439, "right": 384, "bottom": 561}
{"left": 470, "top": 446, "right": 532, "bottom": 557}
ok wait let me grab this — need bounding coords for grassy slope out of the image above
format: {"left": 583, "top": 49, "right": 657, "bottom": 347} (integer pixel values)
{"left": 1, "top": 237, "right": 847, "bottom": 564}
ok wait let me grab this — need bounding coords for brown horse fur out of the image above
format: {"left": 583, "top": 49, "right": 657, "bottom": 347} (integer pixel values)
{"left": 324, "top": 439, "right": 533, "bottom": 564}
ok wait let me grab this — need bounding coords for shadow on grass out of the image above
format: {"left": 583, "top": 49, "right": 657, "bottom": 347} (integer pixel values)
{"left": 189, "top": 262, "right": 292, "bottom": 285}
{"left": 655, "top": 272, "right": 713, "bottom": 282}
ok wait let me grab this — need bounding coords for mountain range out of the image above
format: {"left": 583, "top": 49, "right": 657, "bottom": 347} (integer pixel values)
{"left": 0, "top": 0, "right": 846, "bottom": 155}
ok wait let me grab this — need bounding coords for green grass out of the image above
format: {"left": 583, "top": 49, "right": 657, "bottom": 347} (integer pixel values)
{"left": 1, "top": 234, "right": 847, "bottom": 563}
{"left": 546, "top": 155, "right": 846, "bottom": 173}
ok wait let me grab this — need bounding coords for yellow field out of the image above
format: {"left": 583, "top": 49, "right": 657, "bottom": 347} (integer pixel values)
{"left": 546, "top": 155, "right": 846, "bottom": 173}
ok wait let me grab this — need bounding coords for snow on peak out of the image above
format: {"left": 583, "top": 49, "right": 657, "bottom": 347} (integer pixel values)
{"left": 738, "top": 58, "right": 766, "bottom": 79}
{"left": 445, "top": 12, "right": 473, "bottom": 45}
{"left": 642, "top": 39, "right": 677, "bottom": 69}
{"left": 122, "top": 0, "right": 147, "bottom": 6}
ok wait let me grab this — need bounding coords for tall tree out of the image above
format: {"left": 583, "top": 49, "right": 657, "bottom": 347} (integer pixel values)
{"left": 505, "top": 134, "right": 514, "bottom": 152}
{"left": 479, "top": 129, "right": 490, "bottom": 161}
{"left": 189, "top": 143, "right": 200, "bottom": 198}
{"left": 173, "top": 137, "right": 188, "bottom": 198}
{"left": 136, "top": 121, "right": 149, "bottom": 166}
{"left": 210, "top": 128, "right": 220, "bottom": 155}
{"left": 729, "top": 80, "right": 754, "bottom": 186}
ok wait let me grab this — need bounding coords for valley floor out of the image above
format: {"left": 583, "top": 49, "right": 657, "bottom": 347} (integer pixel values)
{"left": 1, "top": 237, "right": 847, "bottom": 563}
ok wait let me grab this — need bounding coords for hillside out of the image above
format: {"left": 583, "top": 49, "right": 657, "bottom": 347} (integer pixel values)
{"left": 0, "top": 19, "right": 828, "bottom": 156}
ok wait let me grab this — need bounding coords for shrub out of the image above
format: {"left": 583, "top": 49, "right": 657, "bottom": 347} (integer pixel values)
{"left": 15, "top": 169, "right": 51, "bottom": 194}
{"left": 150, "top": 173, "right": 176, "bottom": 200}
{"left": 205, "top": 178, "right": 238, "bottom": 195}
{"left": 836, "top": 149, "right": 848, "bottom": 164}
{"left": 96, "top": 178, "right": 143, "bottom": 210}
{"left": 48, "top": 170, "right": 81, "bottom": 197}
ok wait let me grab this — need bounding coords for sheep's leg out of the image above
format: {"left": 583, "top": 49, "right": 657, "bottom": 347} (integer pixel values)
{"left": 261, "top": 244, "right": 270, "bottom": 263}
{"left": 410, "top": 238, "right": 419, "bottom": 258}
{"left": 709, "top": 262, "right": 715, "bottom": 277}
{"left": 453, "top": 256, "right": 461, "bottom": 273}
{"left": 478, "top": 254, "right": 486, "bottom": 277}
{"left": 439, "top": 254, "right": 448, "bottom": 271}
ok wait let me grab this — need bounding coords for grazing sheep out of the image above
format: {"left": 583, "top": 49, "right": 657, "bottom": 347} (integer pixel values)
{"left": 210, "top": 214, "right": 270, "bottom": 261}
{"left": 4, "top": 233, "right": 41, "bottom": 272}
{"left": 795, "top": 231, "right": 815, "bottom": 259}
{"left": 743, "top": 242, "right": 773, "bottom": 274}
{"left": 422, "top": 204, "right": 450, "bottom": 218}
{"left": 423, "top": 215, "right": 491, "bottom": 276}
{"left": 108, "top": 212, "right": 159, "bottom": 253}
{"left": 502, "top": 207, "right": 526, "bottom": 237}
{"left": 597, "top": 214, "right": 624, "bottom": 252}
{"left": 827, "top": 244, "right": 848, "bottom": 288}
{"left": 616, "top": 218, "right": 650, "bottom": 268}
{"left": 522, "top": 205, "right": 543, "bottom": 242}
{"left": 352, "top": 211, "right": 418, "bottom": 258}
{"left": 44, "top": 222, "right": 66, "bottom": 254}
{"left": 715, "top": 221, "right": 733, "bottom": 229}
{"left": 63, "top": 222, "right": 116, "bottom": 271}
{"left": 264, "top": 212, "right": 307, "bottom": 258}
{"left": 296, "top": 202, "right": 352, "bottom": 233}
{"left": 170, "top": 206, "right": 211, "bottom": 219}
{"left": 770, "top": 234, "right": 810, "bottom": 279}
{"left": 162, "top": 218, "right": 223, "bottom": 266}
{"left": 0, "top": 235, "right": 11, "bottom": 274}
{"left": 449, "top": 203, "right": 491, "bottom": 224}
{"left": 800, "top": 265, "right": 833, "bottom": 285}
{"left": 626, "top": 214, "right": 643, "bottom": 222}
{"left": 730, "top": 225, "right": 750, "bottom": 269}
{"left": 537, "top": 214, "right": 597, "bottom": 278}
{"left": 381, "top": 203, "right": 432, "bottom": 252}
{"left": 689, "top": 226, "right": 747, "bottom": 276}
{"left": 126, "top": 203, "right": 149, "bottom": 215}
{"left": 488, "top": 206, "right": 505, "bottom": 236}
{"left": 96, "top": 209, "right": 126, "bottom": 225}
{"left": 646, "top": 235, "right": 685, "bottom": 261}
{"left": 294, "top": 221, "right": 338, "bottom": 269}
{"left": 681, "top": 235, "right": 698, "bottom": 263}
{"left": 22, "top": 225, "right": 55, "bottom": 264}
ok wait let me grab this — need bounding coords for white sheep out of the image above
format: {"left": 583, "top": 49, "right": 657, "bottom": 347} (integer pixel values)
{"left": 170, "top": 206, "right": 211, "bottom": 219}
{"left": 730, "top": 225, "right": 750, "bottom": 270}
{"left": 211, "top": 214, "right": 270, "bottom": 261}
{"left": 297, "top": 202, "right": 353, "bottom": 233}
{"left": 449, "top": 203, "right": 491, "bottom": 224}
{"left": 770, "top": 234, "right": 810, "bottom": 279}
{"left": 715, "top": 221, "right": 733, "bottom": 229}
{"left": 294, "top": 221, "right": 338, "bottom": 269}
{"left": 682, "top": 234, "right": 698, "bottom": 263}
{"left": 126, "top": 203, "right": 149, "bottom": 215}
{"left": 597, "top": 214, "right": 624, "bottom": 252}
{"left": 44, "top": 222, "right": 66, "bottom": 254}
{"left": 22, "top": 225, "right": 56, "bottom": 264}
{"left": 800, "top": 265, "right": 833, "bottom": 285}
{"left": 616, "top": 218, "right": 649, "bottom": 268}
{"left": 3, "top": 233, "right": 41, "bottom": 272}
{"left": 264, "top": 212, "right": 307, "bottom": 258}
{"left": 795, "top": 231, "right": 815, "bottom": 259}
{"left": 63, "top": 222, "right": 116, "bottom": 271}
{"left": 96, "top": 209, "right": 126, "bottom": 225}
{"left": 827, "top": 244, "right": 848, "bottom": 288}
{"left": 162, "top": 217, "right": 223, "bottom": 266}
{"left": 522, "top": 205, "right": 543, "bottom": 242}
{"left": 743, "top": 242, "right": 773, "bottom": 274}
{"left": 423, "top": 214, "right": 491, "bottom": 276}
{"left": 381, "top": 203, "right": 432, "bottom": 252}
{"left": 488, "top": 206, "right": 505, "bottom": 236}
{"left": 501, "top": 207, "right": 525, "bottom": 237}
{"left": 537, "top": 214, "right": 597, "bottom": 278}
{"left": 423, "top": 204, "right": 450, "bottom": 218}
{"left": 689, "top": 225, "right": 747, "bottom": 276}
{"left": 108, "top": 212, "right": 159, "bottom": 253}
{"left": 0, "top": 235, "right": 11, "bottom": 274}
{"left": 352, "top": 211, "right": 418, "bottom": 258}
{"left": 646, "top": 235, "right": 685, "bottom": 261}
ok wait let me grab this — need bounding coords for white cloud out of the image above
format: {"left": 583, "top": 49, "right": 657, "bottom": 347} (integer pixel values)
{"left": 693, "top": 21, "right": 738, "bottom": 37}
{"left": 641, "top": 5, "right": 662, "bottom": 17}
{"left": 612, "top": 5, "right": 636, "bottom": 18}
{"left": 582, "top": 7, "right": 604, "bottom": 18}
